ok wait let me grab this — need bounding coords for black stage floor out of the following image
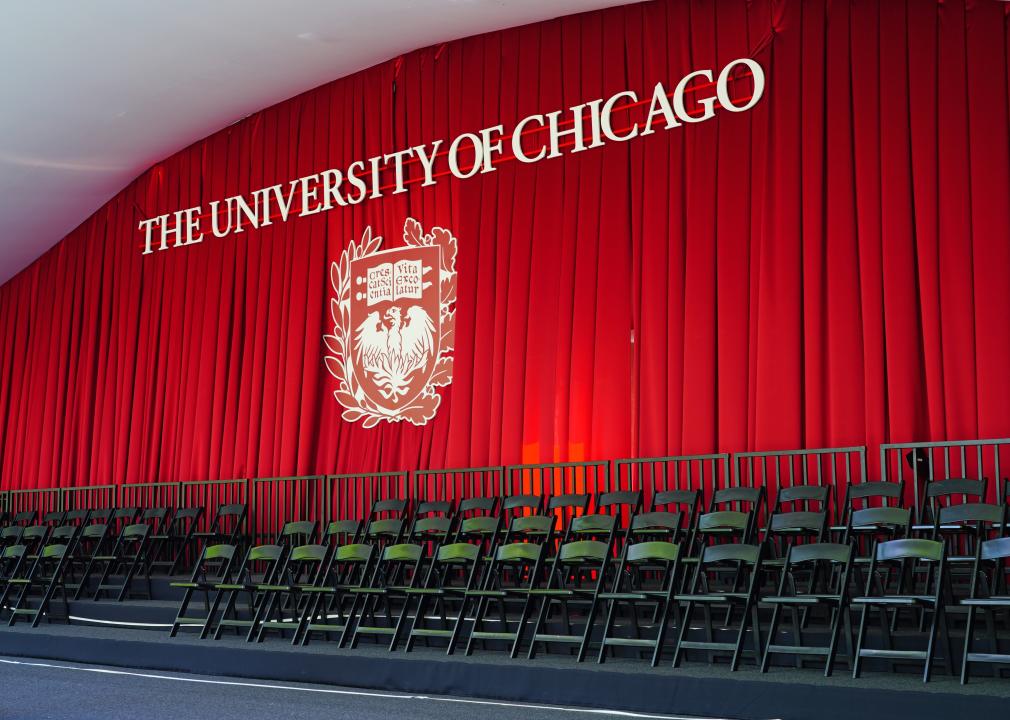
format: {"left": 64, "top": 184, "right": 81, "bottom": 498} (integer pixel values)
{"left": 0, "top": 583, "right": 1007, "bottom": 720}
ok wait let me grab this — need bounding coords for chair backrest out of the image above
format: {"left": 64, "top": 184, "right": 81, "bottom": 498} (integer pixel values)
{"left": 187, "top": 543, "right": 238, "bottom": 584}
{"left": 121, "top": 523, "right": 150, "bottom": 541}
{"left": 506, "top": 514, "right": 554, "bottom": 538}
{"left": 937, "top": 502, "right": 1002, "bottom": 527}
{"left": 786, "top": 541, "right": 853, "bottom": 566}
{"left": 411, "top": 517, "right": 451, "bottom": 538}
{"left": 65, "top": 509, "right": 91, "bottom": 526}
{"left": 217, "top": 503, "right": 246, "bottom": 518}
{"left": 334, "top": 543, "right": 373, "bottom": 563}
{"left": 980, "top": 536, "right": 1010, "bottom": 562}
{"left": 457, "top": 516, "right": 500, "bottom": 537}
{"left": 21, "top": 525, "right": 49, "bottom": 542}
{"left": 435, "top": 542, "right": 480, "bottom": 564}
{"left": 366, "top": 518, "right": 404, "bottom": 539}
{"left": 697, "top": 510, "right": 750, "bottom": 532}
{"left": 41, "top": 543, "right": 68, "bottom": 560}
{"left": 848, "top": 506, "right": 911, "bottom": 534}
{"left": 204, "top": 543, "right": 237, "bottom": 562}
{"left": 1, "top": 526, "right": 24, "bottom": 542}
{"left": 625, "top": 540, "right": 680, "bottom": 565}
{"left": 631, "top": 511, "right": 682, "bottom": 532}
{"left": 49, "top": 525, "right": 78, "bottom": 543}
{"left": 80, "top": 523, "right": 109, "bottom": 541}
{"left": 288, "top": 543, "right": 328, "bottom": 565}
{"left": 323, "top": 520, "right": 360, "bottom": 544}
{"left": 547, "top": 493, "right": 591, "bottom": 514}
{"left": 841, "top": 482, "right": 904, "bottom": 529}
{"left": 457, "top": 497, "right": 497, "bottom": 516}
{"left": 277, "top": 520, "right": 317, "bottom": 546}
{"left": 501, "top": 494, "right": 542, "bottom": 514}
{"left": 3, "top": 544, "right": 27, "bottom": 560}
{"left": 768, "top": 510, "right": 827, "bottom": 538}
{"left": 87, "top": 508, "right": 114, "bottom": 523}
{"left": 114, "top": 507, "right": 140, "bottom": 522}
{"left": 558, "top": 539, "right": 610, "bottom": 565}
{"left": 170, "top": 507, "right": 203, "bottom": 537}
{"left": 923, "top": 478, "right": 987, "bottom": 522}
{"left": 415, "top": 500, "right": 453, "bottom": 517}
{"left": 141, "top": 507, "right": 170, "bottom": 528}
{"left": 495, "top": 541, "right": 543, "bottom": 564}
{"left": 875, "top": 538, "right": 944, "bottom": 563}
{"left": 380, "top": 543, "right": 423, "bottom": 563}
{"left": 569, "top": 513, "right": 617, "bottom": 537}
{"left": 711, "top": 486, "right": 763, "bottom": 511}
{"left": 701, "top": 542, "right": 762, "bottom": 565}
{"left": 13, "top": 510, "right": 36, "bottom": 525}
{"left": 42, "top": 511, "right": 65, "bottom": 526}
{"left": 173, "top": 507, "right": 203, "bottom": 522}
{"left": 369, "top": 498, "right": 409, "bottom": 520}
{"left": 597, "top": 490, "right": 643, "bottom": 514}
{"left": 773, "top": 485, "right": 829, "bottom": 514}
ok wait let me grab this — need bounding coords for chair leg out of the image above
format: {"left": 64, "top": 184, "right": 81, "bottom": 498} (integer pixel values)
{"left": 824, "top": 603, "right": 845, "bottom": 677}
{"left": 761, "top": 602, "right": 783, "bottom": 673}
{"left": 852, "top": 604, "right": 870, "bottom": 679}
{"left": 961, "top": 604, "right": 977, "bottom": 684}
{"left": 525, "top": 595, "right": 552, "bottom": 660}
{"left": 672, "top": 602, "right": 695, "bottom": 668}
{"left": 597, "top": 598, "right": 619, "bottom": 665}
{"left": 509, "top": 593, "right": 536, "bottom": 659}
{"left": 576, "top": 595, "right": 602, "bottom": 663}
{"left": 923, "top": 604, "right": 942, "bottom": 683}
{"left": 199, "top": 589, "right": 226, "bottom": 640}
{"left": 445, "top": 595, "right": 471, "bottom": 656}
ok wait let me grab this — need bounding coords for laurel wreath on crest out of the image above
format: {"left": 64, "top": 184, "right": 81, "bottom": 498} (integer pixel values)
{"left": 323, "top": 218, "right": 457, "bottom": 428}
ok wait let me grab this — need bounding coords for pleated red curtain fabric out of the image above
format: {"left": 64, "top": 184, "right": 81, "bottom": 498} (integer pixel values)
{"left": 1, "top": 0, "right": 1009, "bottom": 492}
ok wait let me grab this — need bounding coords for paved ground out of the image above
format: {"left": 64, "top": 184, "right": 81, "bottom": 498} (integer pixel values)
{"left": 0, "top": 656, "right": 720, "bottom": 720}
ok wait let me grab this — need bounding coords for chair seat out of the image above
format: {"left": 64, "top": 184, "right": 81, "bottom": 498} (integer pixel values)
{"left": 851, "top": 595, "right": 935, "bottom": 606}
{"left": 597, "top": 591, "right": 665, "bottom": 601}
{"left": 962, "top": 597, "right": 1010, "bottom": 607}
{"left": 675, "top": 592, "right": 749, "bottom": 603}
{"left": 403, "top": 587, "right": 449, "bottom": 595}
{"left": 761, "top": 596, "right": 822, "bottom": 606}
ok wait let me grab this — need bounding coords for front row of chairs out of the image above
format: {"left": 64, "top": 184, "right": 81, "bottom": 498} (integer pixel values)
{"left": 164, "top": 518, "right": 1010, "bottom": 685}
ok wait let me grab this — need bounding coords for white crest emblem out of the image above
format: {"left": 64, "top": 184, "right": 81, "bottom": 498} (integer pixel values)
{"left": 324, "top": 218, "right": 457, "bottom": 427}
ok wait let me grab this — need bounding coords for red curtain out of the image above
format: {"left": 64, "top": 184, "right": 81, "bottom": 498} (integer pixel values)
{"left": 1, "top": 0, "right": 1009, "bottom": 491}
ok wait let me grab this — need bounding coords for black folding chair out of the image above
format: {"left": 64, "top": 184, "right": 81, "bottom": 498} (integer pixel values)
{"left": 527, "top": 524, "right": 617, "bottom": 661}
{"left": 275, "top": 520, "right": 317, "bottom": 549}
{"left": 252, "top": 544, "right": 330, "bottom": 644}
{"left": 299, "top": 542, "right": 375, "bottom": 647}
{"left": 159, "top": 507, "right": 204, "bottom": 575}
{"left": 760, "top": 542, "right": 854, "bottom": 676}
{"left": 209, "top": 544, "right": 286, "bottom": 640}
{"left": 597, "top": 539, "right": 683, "bottom": 666}
{"left": 961, "top": 536, "right": 1010, "bottom": 683}
{"left": 7, "top": 540, "right": 73, "bottom": 627}
{"left": 851, "top": 538, "right": 952, "bottom": 682}
{"left": 93, "top": 523, "right": 151, "bottom": 601}
{"left": 348, "top": 543, "right": 426, "bottom": 651}
{"left": 403, "top": 542, "right": 484, "bottom": 653}
{"left": 673, "top": 543, "right": 764, "bottom": 671}
{"left": 169, "top": 544, "right": 239, "bottom": 637}
{"left": 461, "top": 515, "right": 555, "bottom": 657}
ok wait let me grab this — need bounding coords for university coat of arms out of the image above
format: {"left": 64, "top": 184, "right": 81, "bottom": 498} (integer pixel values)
{"left": 324, "top": 218, "right": 457, "bottom": 427}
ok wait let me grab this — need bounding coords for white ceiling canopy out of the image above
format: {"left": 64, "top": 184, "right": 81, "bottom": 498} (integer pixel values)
{"left": 0, "top": 0, "right": 636, "bottom": 285}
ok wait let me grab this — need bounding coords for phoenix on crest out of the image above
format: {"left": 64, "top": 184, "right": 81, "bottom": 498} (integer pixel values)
{"left": 354, "top": 305, "right": 435, "bottom": 401}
